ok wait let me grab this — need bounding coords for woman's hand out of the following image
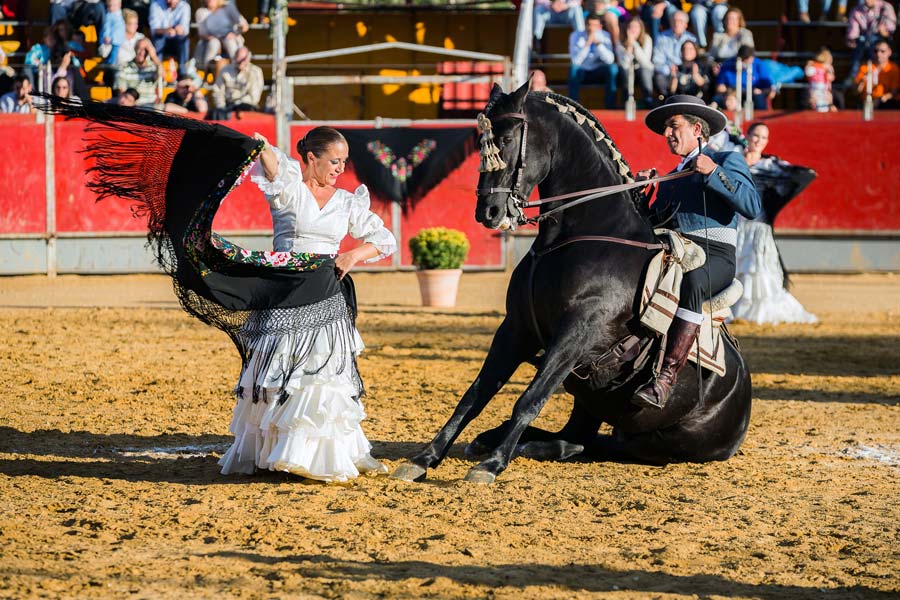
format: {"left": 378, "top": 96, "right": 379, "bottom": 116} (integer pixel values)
{"left": 334, "top": 251, "right": 360, "bottom": 280}
{"left": 254, "top": 132, "right": 279, "bottom": 181}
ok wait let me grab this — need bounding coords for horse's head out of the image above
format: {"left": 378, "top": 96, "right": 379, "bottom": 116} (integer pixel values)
{"left": 475, "top": 80, "right": 548, "bottom": 231}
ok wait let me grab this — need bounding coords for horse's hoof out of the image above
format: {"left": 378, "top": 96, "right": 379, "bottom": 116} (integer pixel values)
{"left": 463, "top": 468, "right": 496, "bottom": 485}
{"left": 390, "top": 462, "right": 427, "bottom": 482}
{"left": 464, "top": 440, "right": 491, "bottom": 459}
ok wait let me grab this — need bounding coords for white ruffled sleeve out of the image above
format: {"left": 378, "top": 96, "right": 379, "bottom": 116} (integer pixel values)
{"left": 250, "top": 145, "right": 302, "bottom": 210}
{"left": 347, "top": 185, "right": 397, "bottom": 263}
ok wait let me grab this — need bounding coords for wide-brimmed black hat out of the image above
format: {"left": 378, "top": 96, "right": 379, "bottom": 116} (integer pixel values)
{"left": 645, "top": 95, "right": 727, "bottom": 136}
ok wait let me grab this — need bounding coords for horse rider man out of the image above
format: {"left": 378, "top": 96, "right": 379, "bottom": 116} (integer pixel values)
{"left": 634, "top": 95, "right": 762, "bottom": 410}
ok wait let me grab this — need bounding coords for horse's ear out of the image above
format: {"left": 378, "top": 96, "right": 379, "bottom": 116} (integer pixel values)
{"left": 488, "top": 83, "right": 503, "bottom": 104}
{"left": 510, "top": 77, "right": 531, "bottom": 110}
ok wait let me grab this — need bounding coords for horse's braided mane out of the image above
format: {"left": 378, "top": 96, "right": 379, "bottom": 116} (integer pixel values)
{"left": 528, "top": 91, "right": 647, "bottom": 212}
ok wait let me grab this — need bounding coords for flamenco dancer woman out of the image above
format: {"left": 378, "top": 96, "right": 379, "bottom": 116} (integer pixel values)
{"left": 219, "top": 127, "right": 397, "bottom": 482}
{"left": 34, "top": 96, "right": 395, "bottom": 483}
{"left": 733, "top": 122, "right": 818, "bottom": 324}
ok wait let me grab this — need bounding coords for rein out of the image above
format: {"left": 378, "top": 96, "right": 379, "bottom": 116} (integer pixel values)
{"left": 475, "top": 109, "right": 696, "bottom": 227}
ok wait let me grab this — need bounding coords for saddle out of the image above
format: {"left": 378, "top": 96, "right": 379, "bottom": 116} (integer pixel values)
{"left": 640, "top": 229, "right": 742, "bottom": 377}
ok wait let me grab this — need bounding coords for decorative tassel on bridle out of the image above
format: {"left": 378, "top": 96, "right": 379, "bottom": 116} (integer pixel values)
{"left": 477, "top": 112, "right": 506, "bottom": 173}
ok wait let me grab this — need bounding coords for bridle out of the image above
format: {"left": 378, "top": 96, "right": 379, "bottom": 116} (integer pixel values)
{"left": 475, "top": 111, "right": 529, "bottom": 227}
{"left": 475, "top": 109, "right": 694, "bottom": 229}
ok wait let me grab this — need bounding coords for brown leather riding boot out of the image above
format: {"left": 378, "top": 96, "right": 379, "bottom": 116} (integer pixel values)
{"left": 632, "top": 317, "right": 701, "bottom": 409}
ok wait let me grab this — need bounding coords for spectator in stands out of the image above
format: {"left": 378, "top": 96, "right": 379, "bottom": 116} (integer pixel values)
{"left": 49, "top": 73, "right": 82, "bottom": 106}
{"left": 715, "top": 45, "right": 774, "bottom": 110}
{"left": 529, "top": 69, "right": 553, "bottom": 92}
{"left": 798, "top": 0, "right": 851, "bottom": 23}
{"left": 805, "top": 47, "right": 837, "bottom": 111}
{"left": 194, "top": 0, "right": 250, "bottom": 69}
{"left": 669, "top": 39, "right": 711, "bottom": 99}
{"left": 568, "top": 13, "right": 619, "bottom": 107}
{"left": 51, "top": 0, "right": 106, "bottom": 31}
{"left": 114, "top": 40, "right": 161, "bottom": 107}
{"left": 617, "top": 16, "right": 655, "bottom": 107}
{"left": 123, "top": 0, "right": 151, "bottom": 31}
{"left": 689, "top": 0, "right": 729, "bottom": 49}
{"left": 534, "top": 0, "right": 585, "bottom": 45}
{"left": 0, "top": 47, "right": 14, "bottom": 96}
{"left": 640, "top": 0, "right": 681, "bottom": 44}
{"left": 107, "top": 86, "right": 140, "bottom": 105}
{"left": 24, "top": 28, "right": 88, "bottom": 99}
{"left": 844, "top": 0, "right": 896, "bottom": 85}
{"left": 585, "top": 0, "right": 621, "bottom": 43}
{"left": 708, "top": 7, "right": 754, "bottom": 63}
{"left": 651, "top": 10, "right": 696, "bottom": 97}
{"left": 149, "top": 0, "right": 190, "bottom": 78}
{"left": 208, "top": 46, "right": 264, "bottom": 119}
{"left": 164, "top": 74, "right": 208, "bottom": 116}
{"left": 100, "top": 0, "right": 126, "bottom": 68}
{"left": 855, "top": 38, "right": 900, "bottom": 108}
{"left": 0, "top": 74, "right": 34, "bottom": 113}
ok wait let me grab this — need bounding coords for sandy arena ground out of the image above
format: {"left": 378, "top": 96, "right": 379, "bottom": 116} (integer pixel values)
{"left": 0, "top": 271, "right": 898, "bottom": 599}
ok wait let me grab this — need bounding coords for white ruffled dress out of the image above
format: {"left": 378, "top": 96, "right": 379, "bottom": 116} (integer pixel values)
{"left": 732, "top": 216, "right": 817, "bottom": 325}
{"left": 218, "top": 146, "right": 397, "bottom": 482}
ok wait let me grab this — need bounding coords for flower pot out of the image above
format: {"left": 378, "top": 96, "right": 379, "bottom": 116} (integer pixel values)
{"left": 415, "top": 269, "right": 462, "bottom": 308}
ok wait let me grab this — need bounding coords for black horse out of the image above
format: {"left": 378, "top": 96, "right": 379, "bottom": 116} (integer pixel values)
{"left": 392, "top": 82, "right": 752, "bottom": 484}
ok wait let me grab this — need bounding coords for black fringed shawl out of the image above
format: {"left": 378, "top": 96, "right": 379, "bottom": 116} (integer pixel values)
{"left": 37, "top": 95, "right": 361, "bottom": 403}
{"left": 337, "top": 127, "right": 476, "bottom": 208}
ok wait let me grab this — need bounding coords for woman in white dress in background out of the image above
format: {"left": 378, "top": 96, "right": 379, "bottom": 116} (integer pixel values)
{"left": 733, "top": 122, "right": 818, "bottom": 324}
{"left": 218, "top": 126, "right": 397, "bottom": 482}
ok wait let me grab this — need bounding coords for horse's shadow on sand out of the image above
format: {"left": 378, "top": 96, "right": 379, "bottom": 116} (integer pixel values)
{"left": 0, "top": 426, "right": 447, "bottom": 485}
{"left": 204, "top": 550, "right": 896, "bottom": 600}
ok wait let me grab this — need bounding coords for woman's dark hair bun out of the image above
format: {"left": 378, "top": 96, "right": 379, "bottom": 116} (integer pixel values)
{"left": 296, "top": 126, "right": 346, "bottom": 164}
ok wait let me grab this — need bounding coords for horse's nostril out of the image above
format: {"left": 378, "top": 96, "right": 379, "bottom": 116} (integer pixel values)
{"left": 487, "top": 205, "right": 500, "bottom": 220}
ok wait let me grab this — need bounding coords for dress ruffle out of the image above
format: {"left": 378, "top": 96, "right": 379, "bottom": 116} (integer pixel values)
{"left": 218, "top": 320, "right": 386, "bottom": 482}
{"left": 732, "top": 218, "right": 818, "bottom": 325}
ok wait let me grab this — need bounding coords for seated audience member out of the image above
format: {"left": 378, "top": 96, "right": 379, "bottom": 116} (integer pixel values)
{"left": 651, "top": 10, "right": 696, "bottom": 97}
{"left": 617, "top": 16, "right": 655, "bottom": 106}
{"left": 689, "top": 0, "right": 729, "bottom": 49}
{"left": 855, "top": 38, "right": 900, "bottom": 108}
{"left": 568, "top": 13, "right": 618, "bottom": 107}
{"left": 640, "top": 0, "right": 680, "bottom": 43}
{"left": 805, "top": 47, "right": 838, "bottom": 111}
{"left": 669, "top": 39, "right": 711, "bottom": 98}
{"left": 714, "top": 45, "right": 773, "bottom": 110}
{"left": 24, "top": 28, "right": 88, "bottom": 100}
{"left": 149, "top": 0, "right": 190, "bottom": 77}
{"left": 123, "top": 0, "right": 151, "bottom": 30}
{"left": 208, "top": 46, "right": 264, "bottom": 119}
{"left": 51, "top": 0, "right": 105, "bottom": 30}
{"left": 50, "top": 74, "right": 82, "bottom": 105}
{"left": 797, "top": 0, "right": 851, "bottom": 23}
{"left": 529, "top": 69, "right": 553, "bottom": 93}
{"left": 100, "top": 0, "right": 126, "bottom": 67}
{"left": 708, "top": 7, "right": 754, "bottom": 63}
{"left": 584, "top": 0, "right": 621, "bottom": 43}
{"left": 194, "top": 0, "right": 249, "bottom": 68}
{"left": 114, "top": 40, "right": 161, "bottom": 106}
{"left": 534, "top": 0, "right": 585, "bottom": 44}
{"left": 0, "top": 48, "right": 14, "bottom": 96}
{"left": 107, "top": 86, "right": 140, "bottom": 106}
{"left": 0, "top": 73, "right": 34, "bottom": 113}
{"left": 164, "top": 74, "right": 208, "bottom": 116}
{"left": 844, "top": 0, "right": 896, "bottom": 85}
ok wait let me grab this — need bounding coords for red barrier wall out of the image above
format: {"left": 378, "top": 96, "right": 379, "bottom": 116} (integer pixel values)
{"left": 1, "top": 110, "right": 897, "bottom": 268}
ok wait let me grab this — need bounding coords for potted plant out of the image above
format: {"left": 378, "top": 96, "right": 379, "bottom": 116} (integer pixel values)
{"left": 409, "top": 227, "right": 470, "bottom": 307}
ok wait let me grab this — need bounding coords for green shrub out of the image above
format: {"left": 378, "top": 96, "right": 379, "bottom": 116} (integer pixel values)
{"left": 409, "top": 227, "right": 470, "bottom": 270}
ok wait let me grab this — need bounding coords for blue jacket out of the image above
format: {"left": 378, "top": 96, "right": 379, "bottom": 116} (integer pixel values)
{"left": 649, "top": 147, "right": 762, "bottom": 236}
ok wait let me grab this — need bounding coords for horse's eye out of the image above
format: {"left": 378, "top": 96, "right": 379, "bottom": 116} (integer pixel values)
{"left": 501, "top": 136, "right": 513, "bottom": 146}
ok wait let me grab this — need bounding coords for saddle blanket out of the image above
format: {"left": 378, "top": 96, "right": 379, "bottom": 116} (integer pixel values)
{"left": 639, "top": 229, "right": 742, "bottom": 377}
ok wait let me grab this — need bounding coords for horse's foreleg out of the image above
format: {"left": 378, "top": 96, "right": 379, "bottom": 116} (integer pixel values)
{"left": 391, "top": 319, "right": 534, "bottom": 482}
{"left": 464, "top": 318, "right": 590, "bottom": 483}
